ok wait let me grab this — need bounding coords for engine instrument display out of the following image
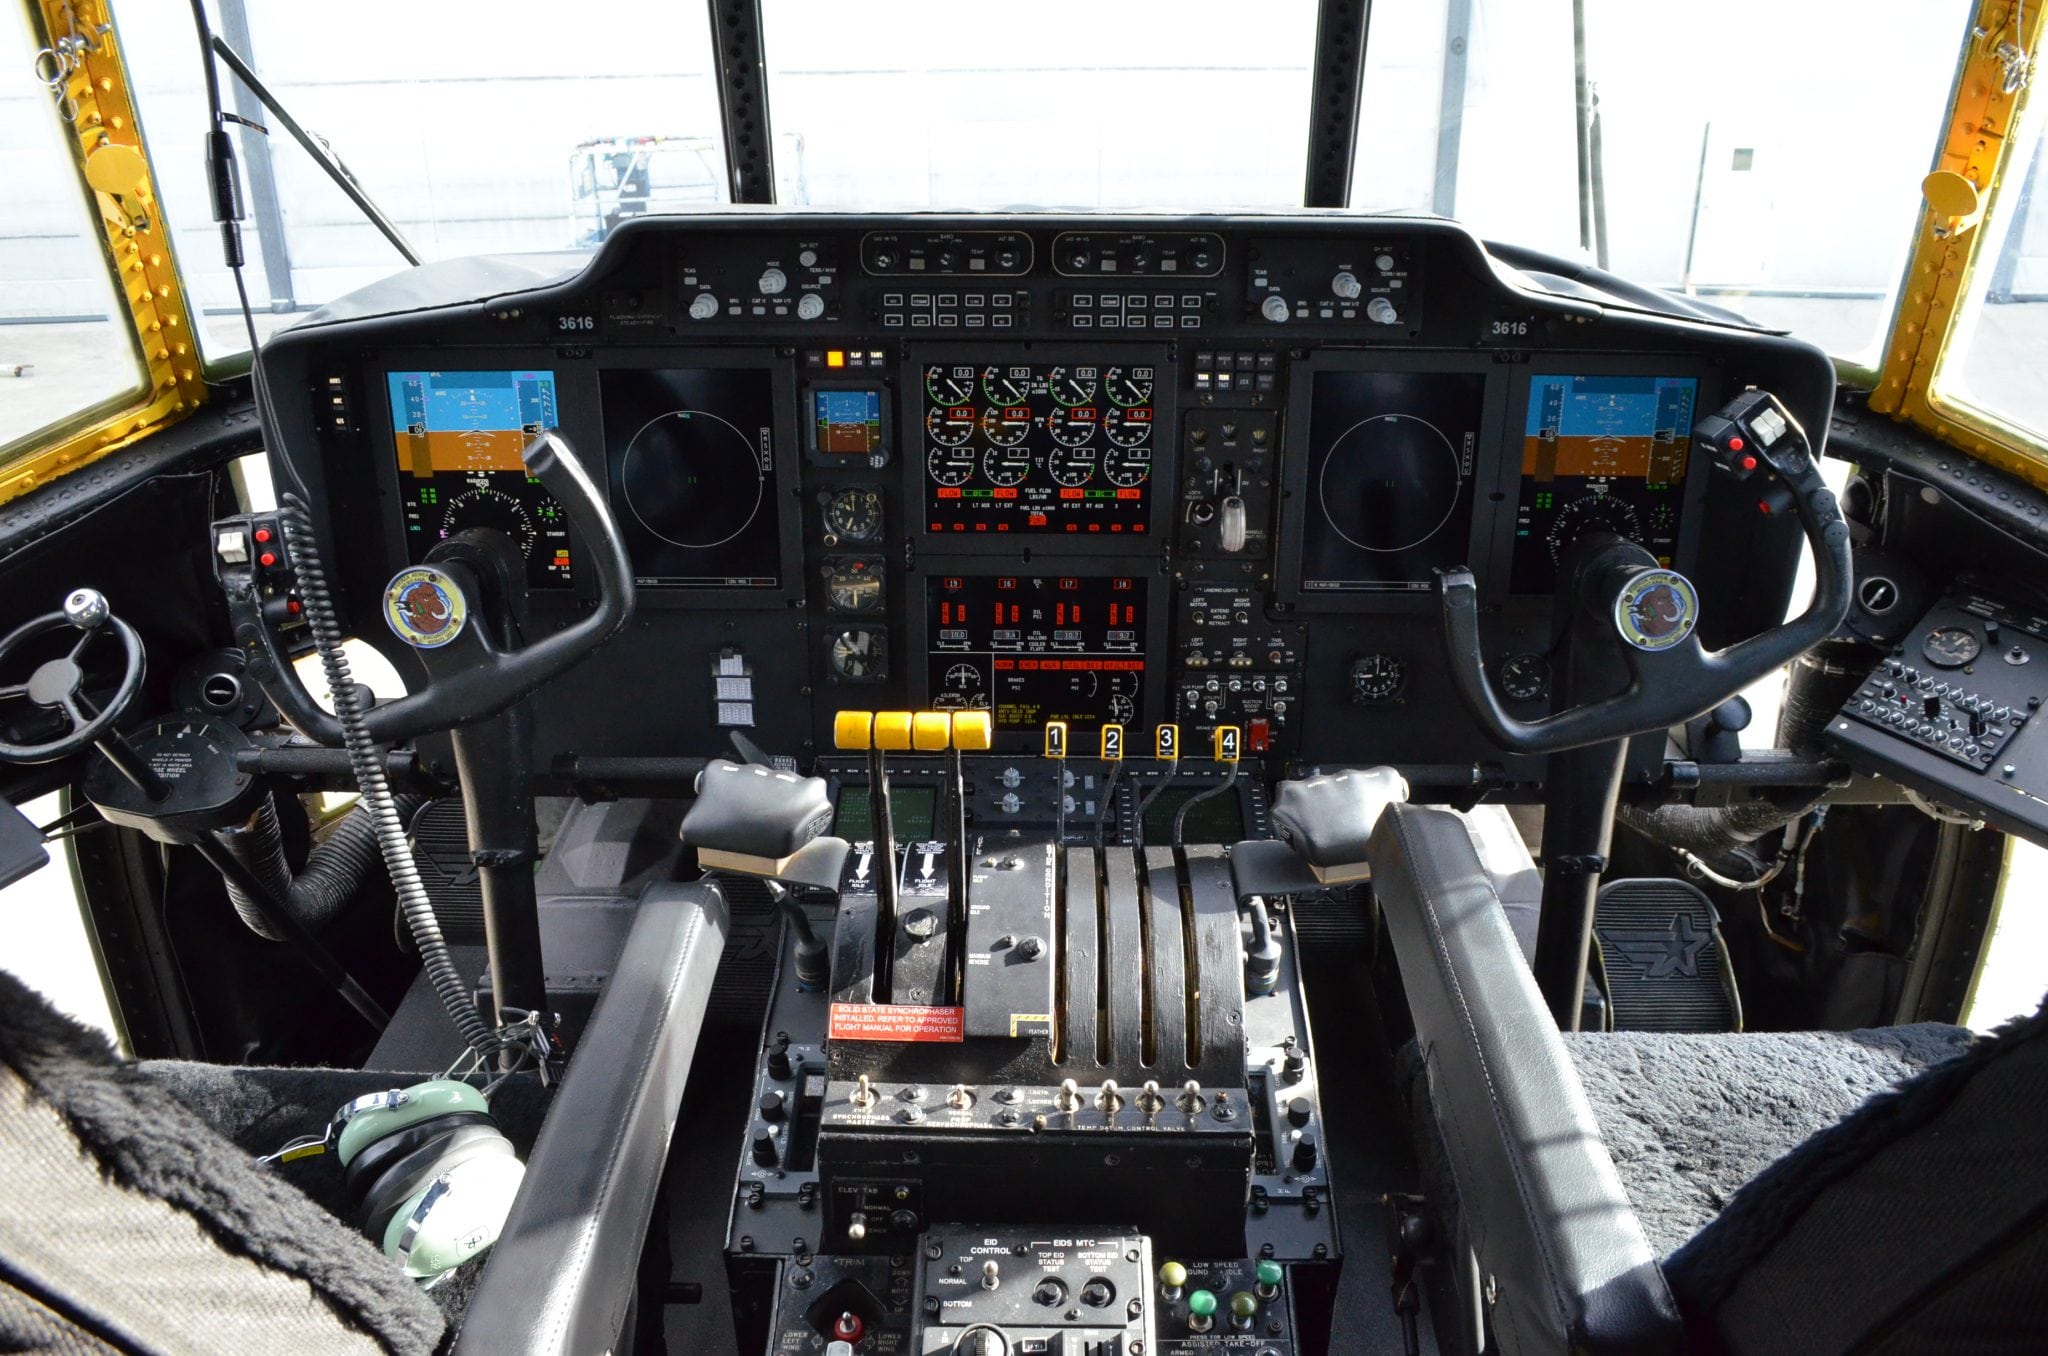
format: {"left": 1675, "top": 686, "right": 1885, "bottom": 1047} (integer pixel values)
{"left": 599, "top": 368, "right": 783, "bottom": 588}
{"left": 927, "top": 574, "right": 1146, "bottom": 733}
{"left": 1297, "top": 370, "right": 1485, "bottom": 592}
{"left": 1509, "top": 374, "right": 1699, "bottom": 594}
{"left": 388, "top": 370, "right": 572, "bottom": 589}
{"left": 921, "top": 359, "right": 1156, "bottom": 535}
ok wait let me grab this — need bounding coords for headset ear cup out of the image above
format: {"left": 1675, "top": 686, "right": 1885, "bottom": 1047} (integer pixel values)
{"left": 341, "top": 1111, "right": 496, "bottom": 1211}
{"left": 356, "top": 1122, "right": 514, "bottom": 1236}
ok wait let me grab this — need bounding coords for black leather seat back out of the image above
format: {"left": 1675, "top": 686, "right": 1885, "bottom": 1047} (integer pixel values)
{"left": 1370, "top": 803, "right": 1683, "bottom": 1356}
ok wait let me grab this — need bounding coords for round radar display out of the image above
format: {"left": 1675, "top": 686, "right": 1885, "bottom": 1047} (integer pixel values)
{"left": 1614, "top": 568, "right": 1699, "bottom": 652}
{"left": 617, "top": 408, "right": 765, "bottom": 550}
{"left": 1317, "top": 412, "right": 1463, "bottom": 554}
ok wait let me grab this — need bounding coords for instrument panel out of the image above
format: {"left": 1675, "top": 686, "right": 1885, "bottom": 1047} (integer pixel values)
{"left": 270, "top": 214, "right": 1833, "bottom": 787}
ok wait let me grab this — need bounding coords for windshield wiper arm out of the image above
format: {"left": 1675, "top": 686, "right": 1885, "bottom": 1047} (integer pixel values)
{"left": 208, "top": 35, "right": 421, "bottom": 267}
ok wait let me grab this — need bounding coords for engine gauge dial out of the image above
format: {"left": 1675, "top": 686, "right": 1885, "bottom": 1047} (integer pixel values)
{"left": 980, "top": 404, "right": 1032, "bottom": 448}
{"left": 828, "top": 627, "right": 886, "bottom": 682}
{"left": 927, "top": 444, "right": 975, "bottom": 487}
{"left": 441, "top": 486, "right": 537, "bottom": 556}
{"left": 824, "top": 486, "right": 882, "bottom": 543}
{"left": 1547, "top": 493, "right": 1643, "bottom": 564}
{"left": 1923, "top": 626, "right": 1982, "bottom": 669}
{"left": 924, "top": 365, "right": 976, "bottom": 406}
{"left": 1102, "top": 406, "right": 1152, "bottom": 449}
{"left": 925, "top": 404, "right": 975, "bottom": 447}
{"left": 982, "top": 444, "right": 1032, "bottom": 487}
{"left": 1046, "top": 405, "right": 1098, "bottom": 448}
{"left": 1104, "top": 366, "right": 1154, "bottom": 407}
{"left": 981, "top": 366, "right": 1031, "bottom": 405}
{"left": 1048, "top": 445, "right": 1097, "bottom": 487}
{"left": 1350, "top": 652, "right": 1406, "bottom": 704}
{"left": 824, "top": 557, "right": 884, "bottom": 613}
{"left": 1500, "top": 652, "right": 1551, "bottom": 701}
{"left": 1104, "top": 445, "right": 1151, "bottom": 489}
{"left": 1046, "top": 366, "right": 1098, "bottom": 407}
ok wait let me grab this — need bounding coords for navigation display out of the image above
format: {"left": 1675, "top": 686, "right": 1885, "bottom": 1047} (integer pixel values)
{"left": 1509, "top": 374, "right": 1699, "bottom": 595}
{"left": 1297, "top": 370, "right": 1485, "bottom": 592}
{"left": 388, "top": 370, "right": 572, "bottom": 589}
{"left": 921, "top": 359, "right": 1156, "bottom": 535}
{"left": 599, "top": 368, "right": 783, "bottom": 588}
{"left": 926, "top": 574, "right": 1146, "bottom": 733}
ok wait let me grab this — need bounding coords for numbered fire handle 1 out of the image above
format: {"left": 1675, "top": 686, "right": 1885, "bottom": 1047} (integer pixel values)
{"left": 1044, "top": 720, "right": 1068, "bottom": 761}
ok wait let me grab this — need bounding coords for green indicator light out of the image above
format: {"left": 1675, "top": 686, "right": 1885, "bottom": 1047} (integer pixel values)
{"left": 1255, "top": 1259, "right": 1283, "bottom": 1287}
{"left": 1188, "top": 1289, "right": 1217, "bottom": 1317}
{"left": 1230, "top": 1291, "right": 1259, "bottom": 1319}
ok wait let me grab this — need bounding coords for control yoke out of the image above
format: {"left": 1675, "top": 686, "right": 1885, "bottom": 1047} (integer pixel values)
{"left": 217, "top": 432, "right": 635, "bottom": 745}
{"left": 1440, "top": 390, "right": 1853, "bottom": 755}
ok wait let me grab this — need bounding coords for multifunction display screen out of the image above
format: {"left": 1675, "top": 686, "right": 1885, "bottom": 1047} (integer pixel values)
{"left": 1509, "top": 374, "right": 1699, "bottom": 594}
{"left": 1297, "top": 370, "right": 1485, "bottom": 592}
{"left": 388, "top": 369, "right": 572, "bottom": 589}
{"left": 921, "top": 361, "right": 1155, "bottom": 535}
{"left": 812, "top": 388, "right": 883, "bottom": 456}
{"left": 599, "top": 368, "right": 783, "bottom": 588}
{"left": 926, "top": 574, "right": 1146, "bottom": 733}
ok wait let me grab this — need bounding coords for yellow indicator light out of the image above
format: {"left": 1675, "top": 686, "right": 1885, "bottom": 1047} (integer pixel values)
{"left": 833, "top": 710, "right": 874, "bottom": 751}
{"left": 1100, "top": 724, "right": 1125, "bottom": 761}
{"left": 1155, "top": 724, "right": 1180, "bottom": 761}
{"left": 1043, "top": 720, "right": 1069, "bottom": 760}
{"left": 827, "top": 350, "right": 846, "bottom": 368}
{"left": 953, "top": 711, "right": 993, "bottom": 751}
{"left": 873, "top": 711, "right": 914, "bottom": 751}
{"left": 1213, "top": 725, "right": 1241, "bottom": 764}
{"left": 912, "top": 711, "right": 953, "bottom": 751}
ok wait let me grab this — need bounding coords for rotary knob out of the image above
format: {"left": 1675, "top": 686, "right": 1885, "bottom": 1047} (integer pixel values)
{"left": 757, "top": 267, "right": 787, "bottom": 296}
{"left": 1367, "top": 296, "right": 1399, "bottom": 325}
{"left": 796, "top": 292, "right": 826, "bottom": 320}
{"left": 687, "top": 292, "right": 720, "bottom": 320}
{"left": 1330, "top": 270, "right": 1362, "bottom": 300}
{"left": 1260, "top": 294, "right": 1291, "bottom": 323}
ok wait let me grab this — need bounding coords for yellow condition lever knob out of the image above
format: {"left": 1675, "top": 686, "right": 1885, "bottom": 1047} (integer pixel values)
{"left": 1043, "top": 720, "right": 1069, "bottom": 760}
{"left": 953, "top": 711, "right": 993, "bottom": 751}
{"left": 872, "top": 712, "right": 914, "bottom": 751}
{"left": 912, "top": 711, "right": 953, "bottom": 751}
{"left": 834, "top": 711, "right": 875, "bottom": 751}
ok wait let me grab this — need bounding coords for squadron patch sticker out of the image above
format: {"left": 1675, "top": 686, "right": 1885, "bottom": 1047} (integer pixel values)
{"left": 383, "top": 566, "right": 467, "bottom": 649}
{"left": 1614, "top": 568, "right": 1699, "bottom": 652}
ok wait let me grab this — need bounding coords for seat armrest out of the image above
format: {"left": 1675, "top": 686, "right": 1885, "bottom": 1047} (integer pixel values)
{"left": 454, "top": 880, "right": 728, "bottom": 1355}
{"left": 1370, "top": 804, "right": 1681, "bottom": 1356}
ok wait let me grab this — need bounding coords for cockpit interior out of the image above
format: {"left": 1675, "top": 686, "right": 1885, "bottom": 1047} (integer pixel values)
{"left": 3, "top": 2, "right": 2048, "bottom": 1354}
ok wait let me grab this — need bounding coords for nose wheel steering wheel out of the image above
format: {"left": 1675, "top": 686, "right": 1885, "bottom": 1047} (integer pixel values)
{"left": 0, "top": 589, "right": 148, "bottom": 766}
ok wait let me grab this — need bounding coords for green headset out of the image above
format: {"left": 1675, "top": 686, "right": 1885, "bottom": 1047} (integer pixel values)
{"left": 328, "top": 1080, "right": 526, "bottom": 1282}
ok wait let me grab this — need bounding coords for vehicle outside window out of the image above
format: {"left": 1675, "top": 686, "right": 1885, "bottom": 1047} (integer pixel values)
{"left": 111, "top": 0, "right": 732, "bottom": 365}
{"left": 1939, "top": 130, "right": 2048, "bottom": 440}
{"left": 1356, "top": 0, "right": 1974, "bottom": 367}
{"left": 0, "top": 6, "right": 146, "bottom": 458}
{"left": 758, "top": 0, "right": 1321, "bottom": 210}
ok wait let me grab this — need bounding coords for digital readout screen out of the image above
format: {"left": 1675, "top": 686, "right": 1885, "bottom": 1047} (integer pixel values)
{"left": 921, "top": 361, "right": 1155, "bottom": 535}
{"left": 927, "top": 574, "right": 1145, "bottom": 732}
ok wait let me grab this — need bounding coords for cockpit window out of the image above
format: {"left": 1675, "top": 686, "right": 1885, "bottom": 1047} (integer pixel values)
{"left": 0, "top": 7, "right": 147, "bottom": 459}
{"left": 757, "top": 0, "right": 1321, "bottom": 210}
{"left": 1355, "top": 0, "right": 1975, "bottom": 367}
{"left": 112, "top": 0, "right": 732, "bottom": 366}
{"left": 1938, "top": 130, "right": 2048, "bottom": 440}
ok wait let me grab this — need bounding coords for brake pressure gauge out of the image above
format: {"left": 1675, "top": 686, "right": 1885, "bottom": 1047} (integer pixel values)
{"left": 824, "top": 557, "right": 884, "bottom": 614}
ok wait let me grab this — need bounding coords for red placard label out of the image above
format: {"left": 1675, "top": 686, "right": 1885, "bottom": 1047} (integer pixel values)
{"left": 829, "top": 1003, "right": 965, "bottom": 1043}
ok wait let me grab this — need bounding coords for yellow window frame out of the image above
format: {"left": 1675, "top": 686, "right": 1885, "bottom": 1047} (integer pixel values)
{"left": 1871, "top": 0, "right": 2048, "bottom": 487}
{"left": 1, "top": 0, "right": 205, "bottom": 508}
